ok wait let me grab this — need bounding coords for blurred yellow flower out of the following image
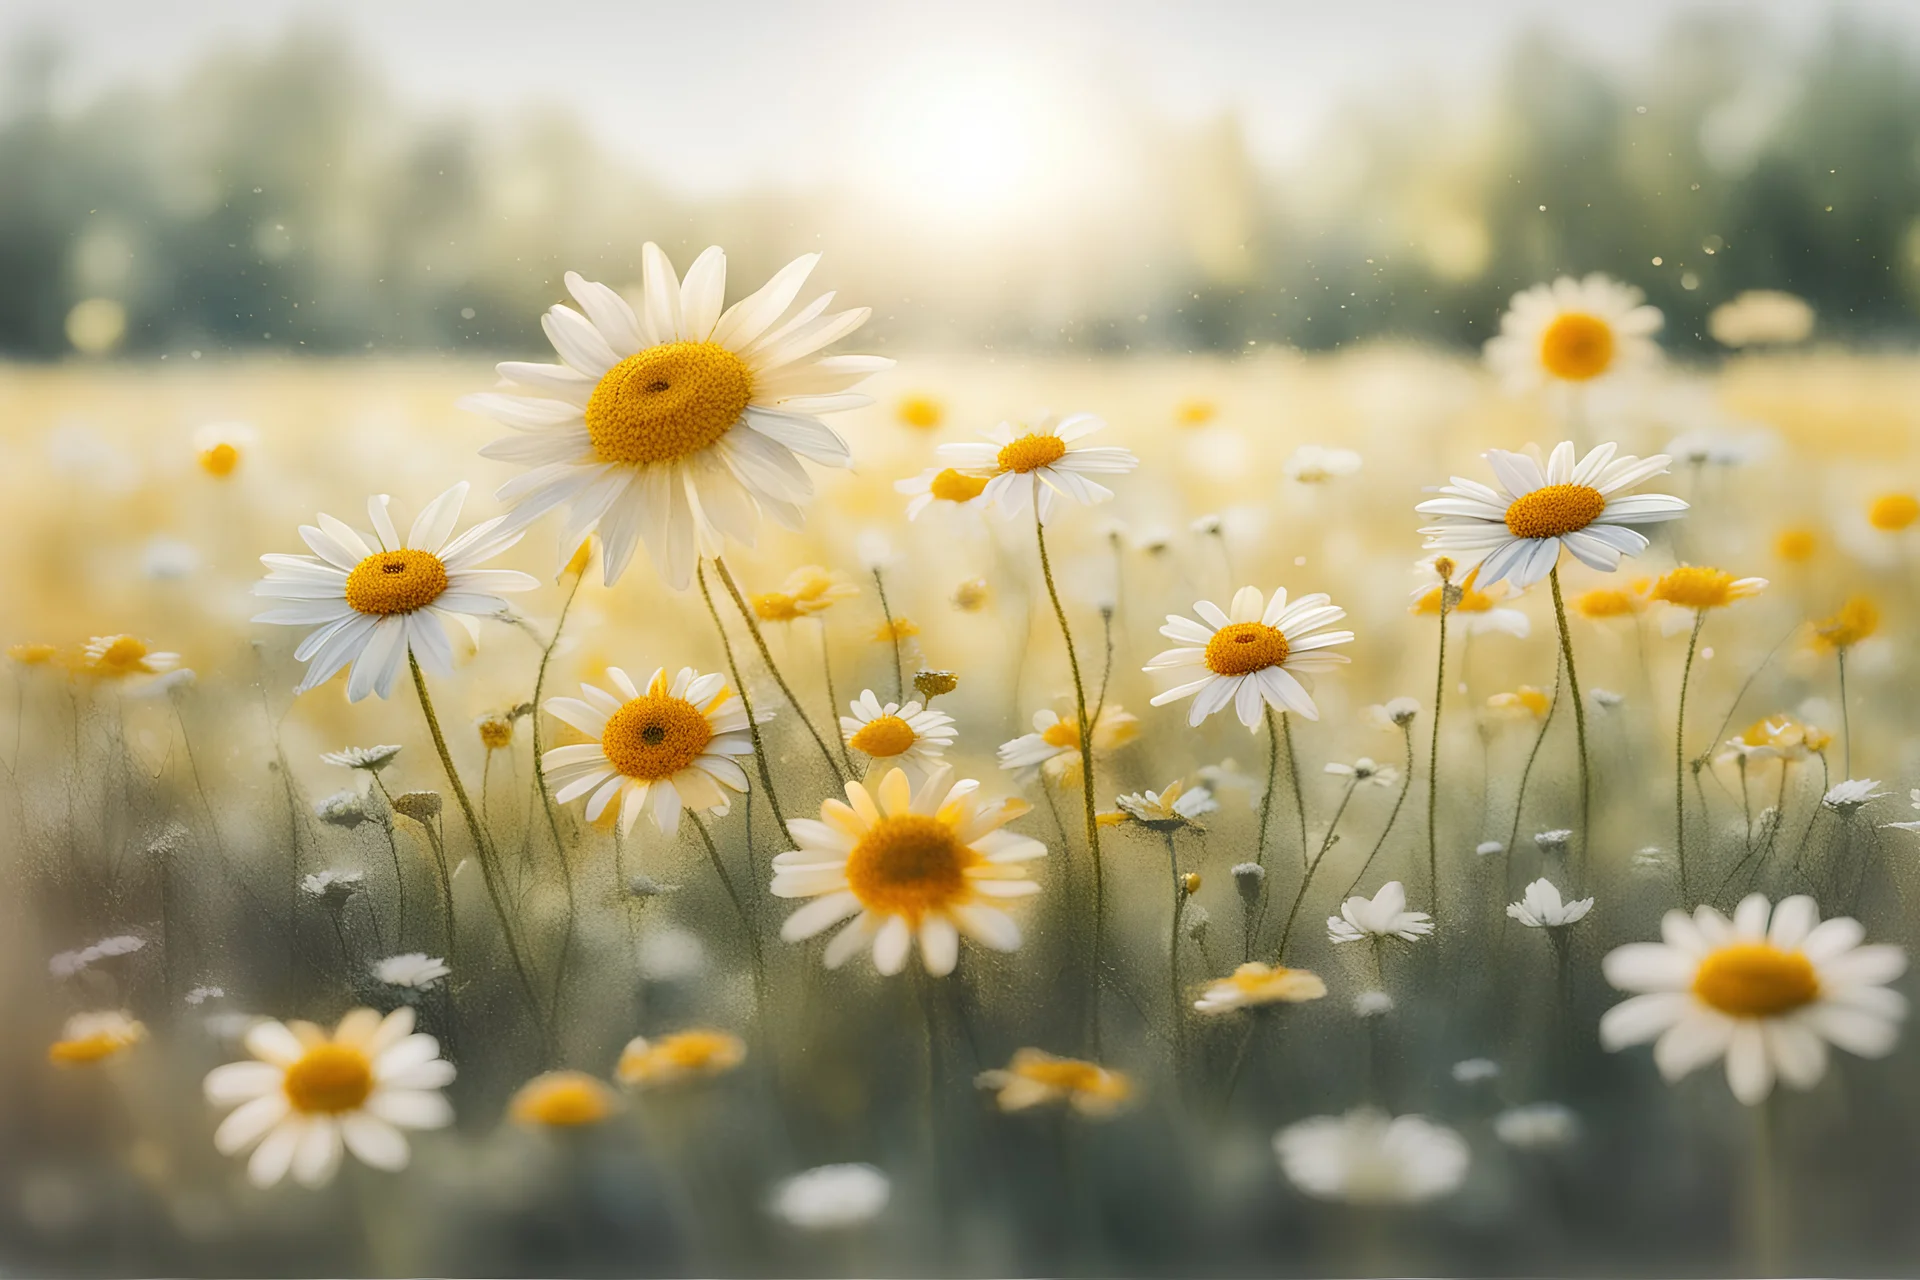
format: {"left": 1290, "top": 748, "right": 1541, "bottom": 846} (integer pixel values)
{"left": 616, "top": 1030, "right": 746, "bottom": 1088}
{"left": 81, "top": 635, "right": 179, "bottom": 678}
{"left": 1193, "top": 963, "right": 1327, "bottom": 1015}
{"left": 1174, "top": 398, "right": 1217, "bottom": 427}
{"left": 193, "top": 423, "right": 256, "bottom": 478}
{"left": 1485, "top": 275, "right": 1661, "bottom": 391}
{"left": 897, "top": 394, "right": 944, "bottom": 430}
{"left": 1813, "top": 597, "right": 1879, "bottom": 650}
{"left": 1774, "top": 526, "right": 1819, "bottom": 563}
{"left": 1488, "top": 686, "right": 1552, "bottom": 719}
{"left": 872, "top": 616, "right": 921, "bottom": 643}
{"left": 48, "top": 1011, "right": 146, "bottom": 1065}
{"left": 976, "top": 1049, "right": 1132, "bottom": 1116}
{"left": 1573, "top": 579, "right": 1652, "bottom": 620}
{"left": 999, "top": 706, "right": 1140, "bottom": 786}
{"left": 9, "top": 643, "right": 59, "bottom": 666}
{"left": 510, "top": 1071, "right": 619, "bottom": 1127}
{"left": 1867, "top": 493, "right": 1920, "bottom": 533}
{"left": 952, "top": 578, "right": 991, "bottom": 611}
{"left": 1650, "top": 566, "right": 1768, "bottom": 612}
{"left": 1722, "top": 715, "right": 1831, "bottom": 765}
{"left": 752, "top": 566, "right": 858, "bottom": 623}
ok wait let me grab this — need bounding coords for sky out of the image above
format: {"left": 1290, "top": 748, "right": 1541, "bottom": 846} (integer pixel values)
{"left": 9, "top": 0, "right": 1919, "bottom": 196}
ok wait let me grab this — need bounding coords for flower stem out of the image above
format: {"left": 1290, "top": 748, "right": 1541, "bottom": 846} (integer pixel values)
{"left": 1837, "top": 648, "right": 1852, "bottom": 778}
{"left": 872, "top": 567, "right": 905, "bottom": 703}
{"left": 1246, "top": 707, "right": 1282, "bottom": 962}
{"left": 696, "top": 559, "right": 788, "bottom": 831}
{"left": 1278, "top": 777, "right": 1358, "bottom": 962}
{"left": 1428, "top": 600, "right": 1448, "bottom": 914}
{"left": 408, "top": 651, "right": 547, "bottom": 1038}
{"left": 816, "top": 618, "right": 856, "bottom": 774}
{"left": 1548, "top": 567, "right": 1591, "bottom": 851}
{"left": 1343, "top": 724, "right": 1417, "bottom": 898}
{"left": 1507, "top": 656, "right": 1563, "bottom": 855}
{"left": 689, "top": 811, "right": 769, "bottom": 1025}
{"left": 711, "top": 556, "right": 847, "bottom": 783}
{"left": 530, "top": 565, "right": 584, "bottom": 1015}
{"left": 1162, "top": 831, "right": 1187, "bottom": 1090}
{"left": 1033, "top": 499, "right": 1105, "bottom": 1054}
{"left": 1675, "top": 609, "right": 1706, "bottom": 901}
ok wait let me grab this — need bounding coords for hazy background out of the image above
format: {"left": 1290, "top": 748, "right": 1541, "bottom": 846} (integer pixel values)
{"left": 5, "top": 0, "right": 1920, "bottom": 357}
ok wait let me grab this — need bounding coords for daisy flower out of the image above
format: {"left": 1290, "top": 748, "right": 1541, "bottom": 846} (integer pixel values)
{"left": 1325, "top": 758, "right": 1400, "bottom": 788}
{"left": 769, "top": 1164, "right": 893, "bottom": 1230}
{"left": 1193, "top": 963, "right": 1328, "bottom": 1015}
{"left": 1484, "top": 273, "right": 1662, "bottom": 395}
{"left": 80, "top": 635, "right": 180, "bottom": 680}
{"left": 462, "top": 251, "right": 887, "bottom": 589}
{"left": 749, "top": 565, "right": 858, "bottom": 623}
{"left": 1823, "top": 779, "right": 1888, "bottom": 814}
{"left": 1650, "top": 565, "right": 1768, "bottom": 616}
{"left": 896, "top": 466, "right": 990, "bottom": 521}
{"left": 1417, "top": 442, "right": 1688, "bottom": 590}
{"left": 321, "top": 744, "right": 402, "bottom": 773}
{"left": 203, "top": 1007, "right": 454, "bottom": 1189}
{"left": 1328, "top": 881, "right": 1432, "bottom": 944}
{"left": 1573, "top": 578, "right": 1653, "bottom": 620}
{"left": 1412, "top": 566, "right": 1530, "bottom": 638}
{"left": 1274, "top": 1109, "right": 1469, "bottom": 1205}
{"left": 616, "top": 1030, "right": 747, "bottom": 1088}
{"left": 48, "top": 1011, "right": 146, "bottom": 1065}
{"left": 1144, "top": 586, "right": 1354, "bottom": 729}
{"left": 1599, "top": 894, "right": 1907, "bottom": 1105}
{"left": 253, "top": 483, "right": 537, "bottom": 702}
{"left": 1114, "top": 780, "right": 1218, "bottom": 831}
{"left": 840, "top": 690, "right": 956, "bottom": 778}
{"left": 193, "top": 422, "right": 257, "bottom": 478}
{"left": 542, "top": 666, "right": 755, "bottom": 837}
{"left": 372, "top": 953, "right": 451, "bottom": 990}
{"left": 997, "top": 706, "right": 1140, "bottom": 785}
{"left": 771, "top": 765, "right": 1043, "bottom": 978}
{"left": 975, "top": 1049, "right": 1132, "bottom": 1116}
{"left": 1812, "top": 596, "right": 1879, "bottom": 651}
{"left": 1717, "top": 715, "right": 1829, "bottom": 767}
{"left": 510, "top": 1071, "right": 620, "bottom": 1127}
{"left": 936, "top": 413, "right": 1139, "bottom": 524}
{"left": 1506, "top": 879, "right": 1594, "bottom": 928}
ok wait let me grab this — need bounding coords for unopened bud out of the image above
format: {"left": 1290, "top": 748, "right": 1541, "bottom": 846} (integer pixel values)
{"left": 1232, "top": 862, "right": 1265, "bottom": 905}
{"left": 390, "top": 790, "right": 443, "bottom": 823}
{"left": 1182, "top": 872, "right": 1202, "bottom": 896}
{"left": 913, "top": 670, "right": 959, "bottom": 702}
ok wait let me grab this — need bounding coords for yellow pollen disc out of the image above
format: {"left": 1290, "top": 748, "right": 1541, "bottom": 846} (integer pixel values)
{"left": 96, "top": 636, "right": 150, "bottom": 669}
{"left": 1503, "top": 483, "right": 1607, "bottom": 540}
{"left": 1774, "top": 527, "right": 1817, "bottom": 562}
{"left": 752, "top": 592, "right": 802, "bottom": 623}
{"left": 199, "top": 442, "right": 241, "bottom": 477}
{"left": 1538, "top": 311, "right": 1616, "bottom": 381}
{"left": 48, "top": 1034, "right": 128, "bottom": 1065}
{"left": 512, "top": 1072, "right": 616, "bottom": 1126}
{"left": 477, "top": 715, "right": 515, "bottom": 750}
{"left": 600, "top": 695, "right": 713, "bottom": 781}
{"left": 1653, "top": 566, "right": 1737, "bottom": 610}
{"left": 1868, "top": 493, "right": 1920, "bottom": 532}
{"left": 843, "top": 813, "right": 974, "bottom": 921}
{"left": 849, "top": 714, "right": 917, "bottom": 758}
{"left": 1204, "top": 622, "right": 1290, "bottom": 676}
{"left": 1692, "top": 943, "right": 1819, "bottom": 1018}
{"left": 930, "top": 468, "right": 990, "bottom": 503}
{"left": 1013, "top": 1056, "right": 1125, "bottom": 1101}
{"left": 344, "top": 549, "right": 449, "bottom": 615}
{"left": 585, "top": 341, "right": 753, "bottom": 466}
{"left": 898, "top": 395, "right": 944, "bottom": 429}
{"left": 996, "top": 433, "right": 1068, "bottom": 474}
{"left": 1040, "top": 720, "right": 1080, "bottom": 749}
{"left": 660, "top": 1031, "right": 743, "bottom": 1070}
{"left": 282, "top": 1044, "right": 375, "bottom": 1114}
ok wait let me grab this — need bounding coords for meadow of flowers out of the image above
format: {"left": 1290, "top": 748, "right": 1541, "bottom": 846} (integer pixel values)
{"left": 7, "top": 251, "right": 1920, "bottom": 1277}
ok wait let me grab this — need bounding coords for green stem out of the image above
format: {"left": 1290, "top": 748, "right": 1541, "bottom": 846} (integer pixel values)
{"left": 408, "top": 652, "right": 547, "bottom": 1037}
{"left": 873, "top": 567, "right": 906, "bottom": 703}
{"left": 690, "top": 812, "right": 769, "bottom": 1024}
{"left": 816, "top": 618, "right": 856, "bottom": 774}
{"left": 1343, "top": 725, "right": 1417, "bottom": 898}
{"left": 1507, "top": 656, "right": 1563, "bottom": 855}
{"left": 1278, "top": 777, "right": 1358, "bottom": 961}
{"left": 1247, "top": 707, "right": 1282, "bottom": 962}
{"left": 1428, "top": 601, "right": 1448, "bottom": 914}
{"left": 1837, "top": 648, "right": 1852, "bottom": 779}
{"left": 1163, "top": 831, "right": 1186, "bottom": 1085}
{"left": 1675, "top": 609, "right": 1706, "bottom": 901}
{"left": 1548, "top": 567, "right": 1592, "bottom": 852}
{"left": 712, "top": 557, "right": 847, "bottom": 783}
{"left": 696, "top": 560, "right": 788, "bottom": 831}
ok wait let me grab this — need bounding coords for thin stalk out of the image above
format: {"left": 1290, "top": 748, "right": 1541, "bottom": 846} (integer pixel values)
{"left": 690, "top": 812, "right": 769, "bottom": 1024}
{"left": 1278, "top": 777, "right": 1359, "bottom": 961}
{"left": 712, "top": 557, "right": 847, "bottom": 783}
{"left": 1091, "top": 606, "right": 1116, "bottom": 729}
{"left": 1250, "top": 709, "right": 1307, "bottom": 951}
{"left": 1033, "top": 496, "right": 1105, "bottom": 1054}
{"left": 1674, "top": 609, "right": 1706, "bottom": 900}
{"left": 408, "top": 652, "right": 547, "bottom": 1036}
{"left": 1508, "top": 638, "right": 1566, "bottom": 854}
{"left": 872, "top": 567, "right": 906, "bottom": 703}
{"left": 1247, "top": 708, "right": 1282, "bottom": 962}
{"left": 696, "top": 560, "right": 788, "bottom": 830}
{"left": 1428, "top": 601, "right": 1449, "bottom": 913}
{"left": 1343, "top": 724, "right": 1417, "bottom": 898}
{"left": 1162, "top": 831, "right": 1187, "bottom": 1090}
{"left": 1837, "top": 648, "right": 1852, "bottom": 778}
{"left": 815, "top": 618, "right": 856, "bottom": 774}
{"left": 1548, "top": 568, "right": 1591, "bottom": 849}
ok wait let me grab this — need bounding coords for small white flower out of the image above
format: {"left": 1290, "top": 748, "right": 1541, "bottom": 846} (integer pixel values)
{"left": 840, "top": 690, "right": 956, "bottom": 780}
{"left": 1353, "top": 990, "right": 1395, "bottom": 1018}
{"left": 1451, "top": 1058, "right": 1500, "bottom": 1084}
{"left": 1494, "top": 1103, "right": 1579, "bottom": 1150}
{"left": 1475, "top": 840, "right": 1505, "bottom": 857}
{"left": 1325, "top": 758, "right": 1400, "bottom": 788}
{"left": 1370, "top": 697, "right": 1421, "bottom": 728}
{"left": 1824, "top": 779, "right": 1889, "bottom": 814}
{"left": 1115, "top": 781, "right": 1218, "bottom": 830}
{"left": 1507, "top": 879, "right": 1594, "bottom": 928}
{"left": 321, "top": 745, "right": 402, "bottom": 772}
{"left": 1273, "top": 1109, "right": 1469, "bottom": 1205}
{"left": 300, "top": 869, "right": 365, "bottom": 899}
{"left": 767, "top": 1163, "right": 892, "bottom": 1230}
{"left": 49, "top": 934, "right": 147, "bottom": 978}
{"left": 372, "top": 953, "right": 451, "bottom": 990}
{"left": 1533, "top": 828, "right": 1572, "bottom": 854}
{"left": 315, "top": 790, "right": 370, "bottom": 828}
{"left": 1328, "top": 882, "right": 1432, "bottom": 944}
{"left": 185, "top": 986, "right": 226, "bottom": 1006}
{"left": 937, "top": 413, "right": 1139, "bottom": 525}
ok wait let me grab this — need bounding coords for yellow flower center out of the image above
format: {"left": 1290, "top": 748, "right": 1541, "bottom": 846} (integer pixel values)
{"left": 930, "top": 468, "right": 990, "bottom": 503}
{"left": 1017, "top": 1057, "right": 1108, "bottom": 1091}
{"left": 344, "top": 549, "right": 449, "bottom": 616}
{"left": 752, "top": 592, "right": 802, "bottom": 623}
{"left": 282, "top": 1043, "right": 374, "bottom": 1114}
{"left": 600, "top": 695, "right": 713, "bottom": 781}
{"left": 996, "top": 433, "right": 1067, "bottom": 474}
{"left": 199, "top": 442, "right": 241, "bottom": 477}
{"left": 1692, "top": 943, "right": 1819, "bottom": 1018}
{"left": 9, "top": 643, "right": 58, "bottom": 665}
{"left": 93, "top": 636, "right": 152, "bottom": 671}
{"left": 1814, "top": 597, "right": 1879, "bottom": 650}
{"left": 477, "top": 715, "right": 515, "bottom": 750}
{"left": 898, "top": 395, "right": 944, "bottom": 429}
{"left": 873, "top": 617, "right": 920, "bottom": 642}
{"left": 1652, "top": 566, "right": 1736, "bottom": 611}
{"left": 1503, "top": 483, "right": 1607, "bottom": 540}
{"left": 1868, "top": 493, "right": 1920, "bottom": 532}
{"left": 1574, "top": 587, "right": 1642, "bottom": 618}
{"left": 1204, "top": 622, "right": 1290, "bottom": 676}
{"left": 1175, "top": 398, "right": 1216, "bottom": 427}
{"left": 512, "top": 1071, "right": 615, "bottom": 1126}
{"left": 843, "top": 813, "right": 975, "bottom": 921}
{"left": 585, "top": 341, "right": 753, "bottom": 466}
{"left": 660, "top": 1031, "right": 743, "bottom": 1070}
{"left": 1774, "top": 527, "right": 1817, "bottom": 562}
{"left": 1538, "top": 311, "right": 1616, "bottom": 381}
{"left": 849, "top": 714, "right": 918, "bottom": 758}
{"left": 48, "top": 1033, "right": 129, "bottom": 1064}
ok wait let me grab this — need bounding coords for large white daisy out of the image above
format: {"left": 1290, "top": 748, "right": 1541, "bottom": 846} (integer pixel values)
{"left": 1416, "top": 442, "right": 1688, "bottom": 591}
{"left": 1484, "top": 273, "right": 1662, "bottom": 395}
{"left": 840, "top": 690, "right": 956, "bottom": 779}
{"left": 936, "top": 413, "right": 1138, "bottom": 524}
{"left": 461, "top": 249, "right": 888, "bottom": 589}
{"left": 1599, "top": 893, "right": 1907, "bottom": 1105}
{"left": 772, "top": 766, "right": 1044, "bottom": 977}
{"left": 542, "top": 666, "right": 756, "bottom": 836}
{"left": 203, "top": 1007, "right": 454, "bottom": 1189}
{"left": 1144, "top": 586, "right": 1353, "bottom": 730}
{"left": 254, "top": 483, "right": 537, "bottom": 702}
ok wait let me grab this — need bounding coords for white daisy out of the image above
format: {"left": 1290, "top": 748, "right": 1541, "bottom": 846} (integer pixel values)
{"left": 936, "top": 413, "right": 1138, "bottom": 525}
{"left": 771, "top": 765, "right": 1044, "bottom": 978}
{"left": 768, "top": 1164, "right": 892, "bottom": 1231}
{"left": 997, "top": 706, "right": 1140, "bottom": 785}
{"left": 1328, "top": 881, "right": 1432, "bottom": 944}
{"left": 1325, "top": 758, "right": 1400, "bottom": 788}
{"left": 1493, "top": 1103, "right": 1579, "bottom": 1150}
{"left": 1823, "top": 779, "right": 1888, "bottom": 814}
{"left": 461, "top": 250, "right": 888, "bottom": 589}
{"left": 1484, "top": 273, "right": 1662, "bottom": 395}
{"left": 80, "top": 635, "right": 181, "bottom": 680}
{"left": 1144, "top": 586, "right": 1354, "bottom": 730}
{"left": 1416, "top": 442, "right": 1689, "bottom": 590}
{"left": 372, "top": 953, "right": 451, "bottom": 990}
{"left": 203, "top": 1007, "right": 454, "bottom": 1189}
{"left": 1507, "top": 879, "right": 1594, "bottom": 928}
{"left": 895, "top": 466, "right": 990, "bottom": 521}
{"left": 1115, "top": 781, "right": 1218, "bottom": 830}
{"left": 542, "top": 666, "right": 756, "bottom": 837}
{"left": 839, "top": 690, "right": 957, "bottom": 779}
{"left": 253, "top": 483, "right": 536, "bottom": 702}
{"left": 1599, "top": 893, "right": 1907, "bottom": 1105}
{"left": 320, "top": 745, "right": 402, "bottom": 773}
{"left": 1273, "top": 1109, "right": 1469, "bottom": 1205}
